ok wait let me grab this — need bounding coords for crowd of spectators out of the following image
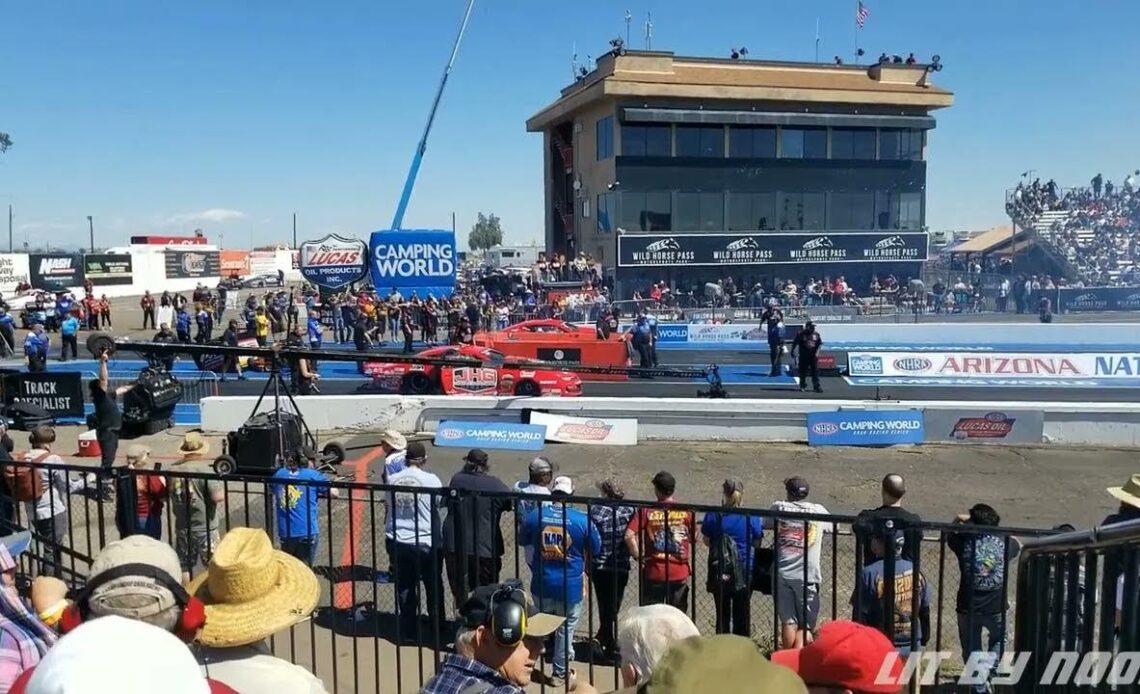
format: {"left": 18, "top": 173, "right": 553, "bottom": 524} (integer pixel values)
{"left": 1006, "top": 172, "right": 1140, "bottom": 287}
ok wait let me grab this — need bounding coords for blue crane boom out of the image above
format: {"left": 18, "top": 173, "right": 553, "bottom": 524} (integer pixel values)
{"left": 389, "top": 0, "right": 477, "bottom": 231}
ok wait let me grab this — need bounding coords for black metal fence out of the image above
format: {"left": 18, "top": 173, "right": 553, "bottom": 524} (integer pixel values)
{"left": 1, "top": 459, "right": 1055, "bottom": 693}
{"left": 1015, "top": 519, "right": 1140, "bottom": 693}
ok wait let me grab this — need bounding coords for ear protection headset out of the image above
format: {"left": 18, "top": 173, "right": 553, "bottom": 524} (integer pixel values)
{"left": 487, "top": 586, "right": 528, "bottom": 646}
{"left": 59, "top": 563, "right": 206, "bottom": 642}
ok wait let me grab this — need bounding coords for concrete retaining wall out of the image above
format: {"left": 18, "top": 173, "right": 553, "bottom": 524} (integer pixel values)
{"left": 200, "top": 395, "right": 1140, "bottom": 447}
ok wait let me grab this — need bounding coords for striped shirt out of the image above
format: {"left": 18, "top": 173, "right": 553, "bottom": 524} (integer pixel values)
{"left": 589, "top": 503, "right": 635, "bottom": 570}
{"left": 419, "top": 653, "right": 523, "bottom": 694}
{"left": 0, "top": 621, "right": 44, "bottom": 692}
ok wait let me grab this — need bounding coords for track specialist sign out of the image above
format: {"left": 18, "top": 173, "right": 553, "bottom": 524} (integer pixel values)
{"left": 1, "top": 372, "right": 84, "bottom": 418}
{"left": 807, "top": 410, "right": 924, "bottom": 447}
{"left": 369, "top": 229, "right": 456, "bottom": 299}
{"left": 164, "top": 250, "right": 221, "bottom": 279}
{"left": 433, "top": 419, "right": 546, "bottom": 451}
{"left": 846, "top": 352, "right": 1140, "bottom": 379}
{"left": 83, "top": 254, "right": 133, "bottom": 285}
{"left": 300, "top": 234, "right": 367, "bottom": 289}
{"left": 617, "top": 232, "right": 929, "bottom": 267}
{"left": 922, "top": 410, "right": 1044, "bottom": 445}
{"left": 529, "top": 411, "right": 638, "bottom": 446}
{"left": 29, "top": 253, "right": 84, "bottom": 289}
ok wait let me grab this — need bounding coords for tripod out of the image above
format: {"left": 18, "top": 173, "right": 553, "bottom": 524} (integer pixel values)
{"left": 246, "top": 357, "right": 334, "bottom": 474}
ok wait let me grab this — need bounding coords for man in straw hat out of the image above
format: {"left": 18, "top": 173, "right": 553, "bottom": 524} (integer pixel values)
{"left": 172, "top": 433, "right": 225, "bottom": 583}
{"left": 378, "top": 429, "right": 408, "bottom": 483}
{"left": 1105, "top": 474, "right": 1140, "bottom": 527}
{"left": 189, "top": 527, "right": 328, "bottom": 693}
{"left": 419, "top": 582, "right": 574, "bottom": 694}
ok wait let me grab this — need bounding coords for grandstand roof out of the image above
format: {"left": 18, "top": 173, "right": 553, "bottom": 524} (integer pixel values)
{"left": 950, "top": 225, "right": 1021, "bottom": 254}
{"left": 528, "top": 50, "right": 954, "bottom": 132}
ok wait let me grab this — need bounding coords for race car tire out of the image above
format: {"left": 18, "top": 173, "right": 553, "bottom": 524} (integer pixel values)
{"left": 322, "top": 441, "right": 346, "bottom": 465}
{"left": 213, "top": 455, "right": 237, "bottom": 476}
{"left": 514, "top": 380, "right": 541, "bottom": 397}
{"left": 401, "top": 373, "right": 433, "bottom": 395}
{"left": 86, "top": 332, "right": 116, "bottom": 358}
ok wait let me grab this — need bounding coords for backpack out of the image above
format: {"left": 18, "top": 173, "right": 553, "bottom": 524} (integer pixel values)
{"left": 707, "top": 531, "right": 747, "bottom": 593}
{"left": 967, "top": 534, "right": 1006, "bottom": 592}
{"left": 4, "top": 452, "right": 50, "bottom": 502}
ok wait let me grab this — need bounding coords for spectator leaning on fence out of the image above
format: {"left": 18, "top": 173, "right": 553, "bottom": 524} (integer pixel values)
{"left": 771, "top": 476, "right": 832, "bottom": 650}
{"left": 625, "top": 471, "right": 696, "bottom": 613}
{"left": 385, "top": 441, "right": 445, "bottom": 641}
{"left": 588, "top": 478, "right": 635, "bottom": 661}
{"left": 854, "top": 474, "right": 922, "bottom": 566}
{"left": 947, "top": 504, "right": 1020, "bottom": 694}
{"left": 521, "top": 475, "right": 600, "bottom": 689}
{"left": 419, "top": 583, "right": 566, "bottom": 694}
{"left": 851, "top": 531, "right": 930, "bottom": 656}
{"left": 700, "top": 477, "right": 763, "bottom": 638}
{"left": 271, "top": 446, "right": 338, "bottom": 567}
{"left": 442, "top": 449, "right": 511, "bottom": 608}
{"left": 18, "top": 426, "right": 91, "bottom": 579}
{"left": 114, "top": 444, "right": 167, "bottom": 541}
{"left": 513, "top": 456, "right": 554, "bottom": 568}
{"left": 171, "top": 433, "right": 225, "bottom": 583}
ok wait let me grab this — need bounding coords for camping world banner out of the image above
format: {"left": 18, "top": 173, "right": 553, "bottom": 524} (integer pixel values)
{"left": 369, "top": 229, "right": 456, "bottom": 298}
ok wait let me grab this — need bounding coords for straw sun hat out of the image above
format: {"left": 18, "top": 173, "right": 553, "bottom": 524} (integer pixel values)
{"left": 186, "top": 528, "right": 320, "bottom": 648}
{"left": 1108, "top": 474, "right": 1140, "bottom": 510}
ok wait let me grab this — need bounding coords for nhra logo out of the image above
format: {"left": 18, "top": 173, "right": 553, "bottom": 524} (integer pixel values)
{"left": 437, "top": 427, "right": 465, "bottom": 441}
{"left": 39, "top": 257, "right": 73, "bottom": 274}
{"left": 646, "top": 237, "right": 681, "bottom": 252}
{"left": 951, "top": 412, "right": 1015, "bottom": 439}
{"left": 726, "top": 237, "right": 760, "bottom": 251}
{"left": 875, "top": 235, "right": 907, "bottom": 249}
{"left": 802, "top": 236, "right": 834, "bottom": 250}
{"left": 811, "top": 422, "right": 840, "bottom": 436}
{"left": 893, "top": 357, "right": 933, "bottom": 372}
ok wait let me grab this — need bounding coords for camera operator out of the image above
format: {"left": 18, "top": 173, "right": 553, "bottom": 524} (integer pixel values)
{"left": 275, "top": 341, "right": 320, "bottom": 395}
{"left": 790, "top": 321, "right": 823, "bottom": 393}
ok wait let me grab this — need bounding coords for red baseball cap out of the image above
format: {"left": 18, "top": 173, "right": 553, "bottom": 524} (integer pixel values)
{"left": 770, "top": 621, "right": 904, "bottom": 694}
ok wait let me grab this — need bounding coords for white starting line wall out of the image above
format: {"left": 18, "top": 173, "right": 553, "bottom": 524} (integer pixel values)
{"left": 200, "top": 395, "right": 1140, "bottom": 447}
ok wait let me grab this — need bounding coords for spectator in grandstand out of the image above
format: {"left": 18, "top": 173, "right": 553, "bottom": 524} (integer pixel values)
{"left": 614, "top": 605, "right": 700, "bottom": 688}
{"left": 113, "top": 444, "right": 167, "bottom": 540}
{"left": 851, "top": 530, "right": 930, "bottom": 655}
{"left": 625, "top": 471, "right": 696, "bottom": 612}
{"left": 771, "top": 620, "right": 904, "bottom": 694}
{"left": 442, "top": 449, "right": 511, "bottom": 607}
{"left": 386, "top": 441, "right": 445, "bottom": 642}
{"left": 854, "top": 474, "right": 922, "bottom": 565}
{"left": 520, "top": 476, "right": 600, "bottom": 689}
{"left": 419, "top": 584, "right": 567, "bottom": 694}
{"left": 0, "top": 534, "right": 54, "bottom": 690}
{"left": 625, "top": 633, "right": 807, "bottom": 693}
{"left": 271, "top": 447, "right": 338, "bottom": 566}
{"left": 700, "top": 478, "right": 762, "bottom": 637}
{"left": 948, "top": 504, "right": 1020, "bottom": 694}
{"left": 771, "top": 477, "right": 832, "bottom": 649}
{"left": 171, "top": 434, "right": 225, "bottom": 583}
{"left": 588, "top": 478, "right": 635, "bottom": 661}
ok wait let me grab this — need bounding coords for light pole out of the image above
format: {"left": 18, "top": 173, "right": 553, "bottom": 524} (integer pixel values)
{"left": 86, "top": 216, "right": 94, "bottom": 252}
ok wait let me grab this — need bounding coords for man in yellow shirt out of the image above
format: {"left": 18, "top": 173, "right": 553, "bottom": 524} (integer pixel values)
{"left": 254, "top": 307, "right": 270, "bottom": 346}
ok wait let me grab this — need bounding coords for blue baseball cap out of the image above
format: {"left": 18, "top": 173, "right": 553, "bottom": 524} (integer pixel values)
{"left": 0, "top": 531, "right": 32, "bottom": 572}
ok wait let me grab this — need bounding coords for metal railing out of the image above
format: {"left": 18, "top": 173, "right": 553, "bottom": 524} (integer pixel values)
{"left": 1014, "top": 519, "right": 1140, "bottom": 693}
{"left": 0, "top": 459, "right": 1058, "bottom": 693}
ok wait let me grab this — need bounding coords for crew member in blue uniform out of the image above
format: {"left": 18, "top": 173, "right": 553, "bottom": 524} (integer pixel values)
{"left": 626, "top": 314, "right": 654, "bottom": 371}
{"left": 791, "top": 321, "right": 824, "bottom": 393}
{"left": 0, "top": 307, "right": 15, "bottom": 357}
{"left": 645, "top": 311, "right": 660, "bottom": 367}
{"left": 56, "top": 293, "right": 74, "bottom": 330}
{"left": 59, "top": 310, "right": 81, "bottom": 362}
{"left": 24, "top": 324, "right": 49, "bottom": 372}
{"left": 307, "top": 313, "right": 323, "bottom": 350}
{"left": 175, "top": 305, "right": 192, "bottom": 343}
{"left": 29, "top": 299, "right": 48, "bottom": 331}
{"left": 761, "top": 300, "right": 785, "bottom": 377}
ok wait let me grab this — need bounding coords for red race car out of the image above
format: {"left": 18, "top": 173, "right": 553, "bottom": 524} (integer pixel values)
{"left": 362, "top": 344, "right": 582, "bottom": 397}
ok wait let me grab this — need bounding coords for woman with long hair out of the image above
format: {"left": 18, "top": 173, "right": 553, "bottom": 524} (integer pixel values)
{"left": 700, "top": 477, "right": 763, "bottom": 637}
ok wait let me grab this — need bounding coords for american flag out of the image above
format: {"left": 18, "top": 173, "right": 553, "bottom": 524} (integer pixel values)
{"left": 856, "top": 1, "right": 869, "bottom": 27}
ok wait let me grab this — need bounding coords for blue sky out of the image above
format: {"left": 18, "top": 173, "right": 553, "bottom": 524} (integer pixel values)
{"left": 1, "top": 1, "right": 1138, "bottom": 250}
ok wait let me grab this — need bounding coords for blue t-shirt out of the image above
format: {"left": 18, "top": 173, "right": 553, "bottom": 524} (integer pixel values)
{"left": 271, "top": 467, "right": 327, "bottom": 538}
{"left": 24, "top": 332, "right": 48, "bottom": 356}
{"left": 307, "top": 317, "right": 322, "bottom": 345}
{"left": 60, "top": 316, "right": 80, "bottom": 336}
{"left": 176, "top": 311, "right": 191, "bottom": 332}
{"left": 701, "top": 512, "right": 764, "bottom": 572}
{"left": 56, "top": 299, "right": 72, "bottom": 315}
{"left": 521, "top": 502, "right": 600, "bottom": 603}
{"left": 0, "top": 314, "right": 13, "bottom": 329}
{"left": 852, "top": 557, "right": 930, "bottom": 647}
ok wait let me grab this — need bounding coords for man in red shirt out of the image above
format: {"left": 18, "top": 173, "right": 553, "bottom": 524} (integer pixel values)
{"left": 624, "top": 471, "right": 695, "bottom": 612}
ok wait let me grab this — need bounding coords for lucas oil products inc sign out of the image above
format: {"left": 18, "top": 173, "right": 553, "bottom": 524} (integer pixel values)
{"left": 300, "top": 234, "right": 368, "bottom": 289}
{"left": 369, "top": 229, "right": 456, "bottom": 298}
{"left": 164, "top": 250, "right": 221, "bottom": 279}
{"left": 29, "top": 254, "right": 84, "bottom": 289}
{"left": 617, "top": 232, "right": 929, "bottom": 267}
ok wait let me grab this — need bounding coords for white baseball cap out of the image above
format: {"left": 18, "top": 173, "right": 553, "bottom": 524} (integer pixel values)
{"left": 551, "top": 476, "right": 574, "bottom": 495}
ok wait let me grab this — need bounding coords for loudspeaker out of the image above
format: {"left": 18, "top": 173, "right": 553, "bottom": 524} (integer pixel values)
{"left": 122, "top": 367, "right": 182, "bottom": 424}
{"left": 225, "top": 411, "right": 306, "bottom": 474}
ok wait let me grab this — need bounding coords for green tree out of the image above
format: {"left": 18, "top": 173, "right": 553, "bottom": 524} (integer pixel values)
{"left": 468, "top": 211, "right": 503, "bottom": 252}
{"left": 0, "top": 132, "right": 12, "bottom": 154}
